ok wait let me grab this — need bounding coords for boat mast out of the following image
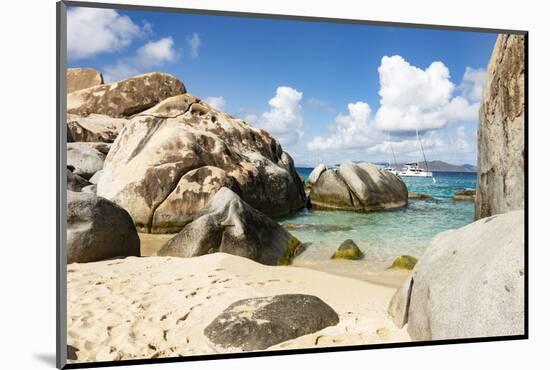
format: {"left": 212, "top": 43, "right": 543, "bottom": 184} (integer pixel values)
{"left": 417, "top": 129, "right": 430, "bottom": 172}
{"left": 389, "top": 132, "right": 398, "bottom": 169}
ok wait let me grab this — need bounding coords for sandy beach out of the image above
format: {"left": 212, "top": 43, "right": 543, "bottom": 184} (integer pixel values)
{"left": 67, "top": 252, "right": 410, "bottom": 363}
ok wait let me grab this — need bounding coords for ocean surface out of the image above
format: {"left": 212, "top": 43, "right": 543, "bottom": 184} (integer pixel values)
{"left": 282, "top": 167, "right": 477, "bottom": 272}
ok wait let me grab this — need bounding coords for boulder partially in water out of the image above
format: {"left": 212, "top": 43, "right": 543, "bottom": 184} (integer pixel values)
{"left": 331, "top": 239, "right": 364, "bottom": 260}
{"left": 204, "top": 294, "right": 339, "bottom": 351}
{"left": 307, "top": 163, "right": 327, "bottom": 186}
{"left": 388, "top": 210, "right": 524, "bottom": 340}
{"left": 157, "top": 187, "right": 302, "bottom": 266}
{"left": 389, "top": 255, "right": 418, "bottom": 270}
{"left": 453, "top": 189, "right": 476, "bottom": 202}
{"left": 310, "top": 161, "right": 407, "bottom": 212}
{"left": 408, "top": 192, "right": 432, "bottom": 200}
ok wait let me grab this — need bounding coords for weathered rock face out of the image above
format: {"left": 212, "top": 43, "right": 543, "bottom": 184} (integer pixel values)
{"left": 204, "top": 294, "right": 339, "bottom": 351}
{"left": 476, "top": 34, "right": 525, "bottom": 219}
{"left": 67, "top": 170, "right": 91, "bottom": 192}
{"left": 97, "top": 94, "right": 306, "bottom": 232}
{"left": 309, "top": 161, "right": 407, "bottom": 211}
{"left": 67, "top": 68, "right": 103, "bottom": 93}
{"left": 67, "top": 143, "right": 105, "bottom": 180}
{"left": 331, "top": 239, "right": 364, "bottom": 260}
{"left": 307, "top": 163, "right": 327, "bottom": 185}
{"left": 67, "top": 72, "right": 186, "bottom": 118}
{"left": 388, "top": 210, "right": 524, "bottom": 340}
{"left": 157, "top": 187, "right": 302, "bottom": 265}
{"left": 67, "top": 191, "right": 140, "bottom": 263}
{"left": 67, "top": 114, "right": 128, "bottom": 143}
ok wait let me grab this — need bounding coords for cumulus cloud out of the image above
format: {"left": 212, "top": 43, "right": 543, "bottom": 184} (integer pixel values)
{"left": 204, "top": 96, "right": 226, "bottom": 110}
{"left": 187, "top": 33, "right": 201, "bottom": 58}
{"left": 67, "top": 8, "right": 143, "bottom": 60}
{"left": 256, "top": 86, "right": 304, "bottom": 146}
{"left": 308, "top": 102, "right": 382, "bottom": 151}
{"left": 459, "top": 67, "right": 486, "bottom": 102}
{"left": 104, "top": 37, "right": 178, "bottom": 82}
{"left": 374, "top": 55, "right": 481, "bottom": 132}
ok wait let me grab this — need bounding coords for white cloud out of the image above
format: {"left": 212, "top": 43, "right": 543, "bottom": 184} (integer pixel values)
{"left": 306, "top": 98, "right": 334, "bottom": 113}
{"left": 308, "top": 102, "right": 382, "bottom": 151}
{"left": 187, "top": 33, "right": 201, "bottom": 58}
{"left": 104, "top": 37, "right": 178, "bottom": 82}
{"left": 256, "top": 86, "right": 304, "bottom": 146}
{"left": 374, "top": 55, "right": 481, "bottom": 132}
{"left": 204, "top": 96, "right": 226, "bottom": 110}
{"left": 459, "top": 67, "right": 486, "bottom": 102}
{"left": 67, "top": 8, "right": 142, "bottom": 60}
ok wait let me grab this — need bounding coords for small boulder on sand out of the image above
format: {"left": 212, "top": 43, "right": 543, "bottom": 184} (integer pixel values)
{"left": 331, "top": 239, "right": 364, "bottom": 260}
{"left": 157, "top": 187, "right": 302, "bottom": 266}
{"left": 204, "top": 294, "right": 339, "bottom": 351}
{"left": 67, "top": 191, "right": 140, "bottom": 263}
{"left": 389, "top": 255, "right": 418, "bottom": 270}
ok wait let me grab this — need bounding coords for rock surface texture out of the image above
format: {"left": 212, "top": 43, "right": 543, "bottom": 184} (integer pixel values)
{"left": 67, "top": 72, "right": 186, "bottom": 118}
{"left": 309, "top": 161, "right": 407, "bottom": 211}
{"left": 157, "top": 187, "right": 302, "bottom": 265}
{"left": 67, "top": 68, "right": 104, "bottom": 93}
{"left": 67, "top": 143, "right": 105, "bottom": 180}
{"left": 388, "top": 210, "right": 524, "bottom": 340}
{"left": 476, "top": 34, "right": 525, "bottom": 219}
{"left": 204, "top": 294, "right": 339, "bottom": 351}
{"left": 97, "top": 94, "right": 306, "bottom": 233}
{"left": 67, "top": 114, "right": 128, "bottom": 143}
{"left": 67, "top": 191, "right": 140, "bottom": 263}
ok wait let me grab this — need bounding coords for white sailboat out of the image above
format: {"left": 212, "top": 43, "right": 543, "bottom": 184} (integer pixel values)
{"left": 398, "top": 128, "right": 433, "bottom": 178}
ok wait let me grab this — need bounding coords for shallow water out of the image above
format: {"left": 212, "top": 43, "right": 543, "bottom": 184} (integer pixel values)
{"left": 285, "top": 169, "right": 477, "bottom": 272}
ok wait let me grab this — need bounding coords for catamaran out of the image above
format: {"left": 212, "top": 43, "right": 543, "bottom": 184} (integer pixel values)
{"left": 397, "top": 128, "right": 433, "bottom": 178}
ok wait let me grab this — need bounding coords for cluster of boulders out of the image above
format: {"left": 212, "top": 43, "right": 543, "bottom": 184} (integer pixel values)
{"left": 65, "top": 68, "right": 306, "bottom": 265}
{"left": 388, "top": 34, "right": 525, "bottom": 340}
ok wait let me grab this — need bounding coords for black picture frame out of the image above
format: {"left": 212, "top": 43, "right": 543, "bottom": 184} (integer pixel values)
{"left": 56, "top": 1, "right": 529, "bottom": 368}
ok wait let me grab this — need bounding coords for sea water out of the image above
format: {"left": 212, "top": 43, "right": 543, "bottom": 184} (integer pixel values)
{"left": 281, "top": 168, "right": 477, "bottom": 272}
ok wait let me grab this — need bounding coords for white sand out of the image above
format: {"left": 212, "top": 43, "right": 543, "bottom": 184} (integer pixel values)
{"left": 67, "top": 253, "right": 410, "bottom": 363}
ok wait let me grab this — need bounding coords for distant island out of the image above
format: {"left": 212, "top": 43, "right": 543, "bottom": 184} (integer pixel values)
{"left": 399, "top": 160, "right": 477, "bottom": 173}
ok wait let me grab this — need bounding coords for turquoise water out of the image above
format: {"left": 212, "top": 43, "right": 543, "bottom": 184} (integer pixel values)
{"left": 283, "top": 168, "right": 476, "bottom": 271}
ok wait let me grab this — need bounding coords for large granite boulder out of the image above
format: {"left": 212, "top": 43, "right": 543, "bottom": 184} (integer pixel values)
{"left": 67, "top": 114, "right": 128, "bottom": 143}
{"left": 97, "top": 94, "right": 306, "bottom": 233}
{"left": 157, "top": 187, "right": 302, "bottom": 265}
{"left": 309, "top": 161, "right": 407, "bottom": 211}
{"left": 67, "top": 143, "right": 105, "bottom": 180}
{"left": 476, "top": 34, "right": 525, "bottom": 219}
{"left": 67, "top": 68, "right": 103, "bottom": 93}
{"left": 388, "top": 210, "right": 524, "bottom": 340}
{"left": 67, "top": 72, "right": 186, "bottom": 118}
{"left": 67, "top": 191, "right": 140, "bottom": 263}
{"left": 204, "top": 294, "right": 339, "bottom": 351}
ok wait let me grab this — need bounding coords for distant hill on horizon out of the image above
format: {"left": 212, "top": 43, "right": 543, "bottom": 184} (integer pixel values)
{"left": 394, "top": 160, "right": 477, "bottom": 173}
{"left": 296, "top": 160, "right": 477, "bottom": 173}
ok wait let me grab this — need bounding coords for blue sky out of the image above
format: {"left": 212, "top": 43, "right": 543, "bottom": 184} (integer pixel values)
{"left": 67, "top": 6, "right": 498, "bottom": 167}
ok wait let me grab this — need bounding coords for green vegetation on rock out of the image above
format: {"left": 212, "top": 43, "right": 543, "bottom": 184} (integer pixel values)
{"left": 331, "top": 239, "right": 364, "bottom": 260}
{"left": 389, "top": 255, "right": 418, "bottom": 270}
{"left": 277, "top": 235, "right": 303, "bottom": 266}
